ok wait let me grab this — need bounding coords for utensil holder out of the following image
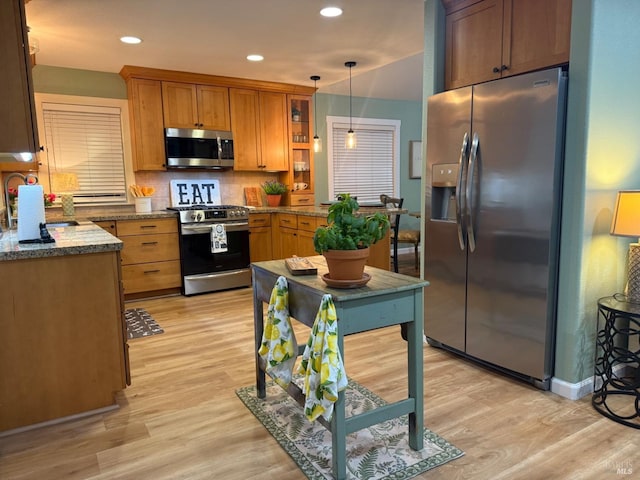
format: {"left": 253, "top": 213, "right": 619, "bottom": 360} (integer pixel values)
{"left": 134, "top": 197, "right": 152, "bottom": 213}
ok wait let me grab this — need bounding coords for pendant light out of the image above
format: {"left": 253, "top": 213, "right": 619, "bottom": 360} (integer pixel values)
{"left": 310, "top": 75, "right": 322, "bottom": 153}
{"left": 345, "top": 61, "right": 357, "bottom": 149}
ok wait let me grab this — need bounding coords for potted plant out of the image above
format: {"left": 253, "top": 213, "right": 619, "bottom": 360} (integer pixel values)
{"left": 261, "top": 180, "right": 288, "bottom": 207}
{"left": 313, "top": 193, "right": 390, "bottom": 283}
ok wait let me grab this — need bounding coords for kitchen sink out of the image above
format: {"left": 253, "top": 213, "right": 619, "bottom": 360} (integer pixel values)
{"left": 46, "top": 220, "right": 79, "bottom": 227}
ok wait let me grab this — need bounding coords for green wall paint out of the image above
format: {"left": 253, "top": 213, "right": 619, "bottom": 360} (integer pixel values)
{"left": 32, "top": 65, "right": 126, "bottom": 99}
{"left": 314, "top": 93, "right": 423, "bottom": 231}
{"left": 556, "top": 0, "right": 640, "bottom": 384}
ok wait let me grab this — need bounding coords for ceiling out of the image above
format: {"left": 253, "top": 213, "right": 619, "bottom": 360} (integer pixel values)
{"left": 24, "top": 0, "right": 425, "bottom": 101}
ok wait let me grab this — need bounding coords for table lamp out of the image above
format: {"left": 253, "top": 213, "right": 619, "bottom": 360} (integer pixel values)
{"left": 51, "top": 173, "right": 79, "bottom": 217}
{"left": 610, "top": 190, "right": 640, "bottom": 302}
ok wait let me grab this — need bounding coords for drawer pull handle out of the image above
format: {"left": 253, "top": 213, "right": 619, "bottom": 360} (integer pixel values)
{"left": 298, "top": 199, "right": 310, "bottom": 203}
{"left": 141, "top": 241, "right": 158, "bottom": 246}
{"left": 140, "top": 225, "right": 158, "bottom": 229}
{"left": 144, "top": 269, "right": 160, "bottom": 274}
{"left": 300, "top": 222, "right": 310, "bottom": 226}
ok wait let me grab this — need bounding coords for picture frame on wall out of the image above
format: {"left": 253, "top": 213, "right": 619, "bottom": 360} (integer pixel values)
{"left": 410, "top": 140, "right": 422, "bottom": 179}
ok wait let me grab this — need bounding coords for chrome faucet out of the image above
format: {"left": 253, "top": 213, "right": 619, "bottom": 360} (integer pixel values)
{"left": 4, "top": 172, "right": 39, "bottom": 231}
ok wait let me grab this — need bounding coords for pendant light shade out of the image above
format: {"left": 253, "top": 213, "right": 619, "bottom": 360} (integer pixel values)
{"left": 345, "top": 61, "right": 357, "bottom": 150}
{"left": 311, "top": 75, "right": 322, "bottom": 153}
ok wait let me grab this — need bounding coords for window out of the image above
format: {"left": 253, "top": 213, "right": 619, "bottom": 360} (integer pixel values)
{"left": 326, "top": 116, "right": 400, "bottom": 203}
{"left": 35, "top": 93, "right": 134, "bottom": 205}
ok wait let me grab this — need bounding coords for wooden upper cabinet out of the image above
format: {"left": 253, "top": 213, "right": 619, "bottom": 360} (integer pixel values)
{"left": 259, "top": 91, "right": 288, "bottom": 172}
{"left": 445, "top": 0, "right": 572, "bottom": 90}
{"left": 162, "top": 82, "right": 230, "bottom": 131}
{"left": 229, "top": 88, "right": 262, "bottom": 170}
{"left": 128, "top": 78, "right": 166, "bottom": 171}
{"left": 446, "top": 0, "right": 504, "bottom": 89}
{"left": 230, "top": 88, "right": 288, "bottom": 172}
{"left": 503, "top": 0, "right": 572, "bottom": 77}
{"left": 0, "top": 0, "right": 39, "bottom": 171}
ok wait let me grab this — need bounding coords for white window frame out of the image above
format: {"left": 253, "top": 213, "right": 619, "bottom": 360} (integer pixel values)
{"left": 34, "top": 92, "right": 135, "bottom": 206}
{"left": 326, "top": 116, "right": 401, "bottom": 202}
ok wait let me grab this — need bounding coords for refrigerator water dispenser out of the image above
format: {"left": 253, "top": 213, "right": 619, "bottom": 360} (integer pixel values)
{"left": 431, "top": 163, "right": 458, "bottom": 221}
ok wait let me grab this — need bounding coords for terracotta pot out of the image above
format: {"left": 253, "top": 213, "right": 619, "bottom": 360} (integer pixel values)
{"left": 266, "top": 194, "right": 282, "bottom": 207}
{"left": 323, "top": 247, "right": 370, "bottom": 280}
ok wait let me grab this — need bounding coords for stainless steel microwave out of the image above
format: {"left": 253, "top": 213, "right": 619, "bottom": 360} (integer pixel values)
{"left": 164, "top": 128, "right": 234, "bottom": 170}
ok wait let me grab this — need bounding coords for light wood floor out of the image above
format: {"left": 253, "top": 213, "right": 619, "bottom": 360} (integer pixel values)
{"left": 1, "top": 254, "right": 637, "bottom": 479}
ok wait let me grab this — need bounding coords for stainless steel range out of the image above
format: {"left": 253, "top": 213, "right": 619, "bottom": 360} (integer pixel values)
{"left": 167, "top": 205, "right": 251, "bottom": 296}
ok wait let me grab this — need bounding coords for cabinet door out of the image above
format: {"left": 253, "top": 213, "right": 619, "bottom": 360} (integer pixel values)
{"left": 445, "top": 0, "right": 504, "bottom": 90}
{"left": 503, "top": 0, "right": 572, "bottom": 77}
{"left": 128, "top": 78, "right": 166, "bottom": 171}
{"left": 198, "top": 85, "right": 231, "bottom": 131}
{"left": 230, "top": 88, "right": 262, "bottom": 170}
{"left": 162, "top": 81, "right": 199, "bottom": 128}
{"left": 249, "top": 227, "right": 273, "bottom": 262}
{"left": 259, "top": 92, "right": 289, "bottom": 171}
{"left": 279, "top": 228, "right": 298, "bottom": 259}
{"left": 0, "top": 0, "right": 39, "bottom": 168}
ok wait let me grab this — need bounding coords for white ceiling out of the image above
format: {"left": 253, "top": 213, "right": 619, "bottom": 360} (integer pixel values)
{"left": 24, "top": 0, "right": 425, "bottom": 101}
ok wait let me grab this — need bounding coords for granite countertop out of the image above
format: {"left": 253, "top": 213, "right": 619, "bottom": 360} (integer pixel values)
{"left": 248, "top": 205, "right": 406, "bottom": 217}
{"left": 0, "top": 222, "right": 122, "bottom": 261}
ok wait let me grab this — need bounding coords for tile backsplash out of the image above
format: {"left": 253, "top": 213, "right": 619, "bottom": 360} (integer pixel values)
{"left": 133, "top": 170, "right": 278, "bottom": 210}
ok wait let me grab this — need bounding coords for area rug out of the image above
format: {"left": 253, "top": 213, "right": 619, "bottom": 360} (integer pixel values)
{"left": 236, "top": 379, "right": 464, "bottom": 479}
{"left": 124, "top": 308, "right": 164, "bottom": 339}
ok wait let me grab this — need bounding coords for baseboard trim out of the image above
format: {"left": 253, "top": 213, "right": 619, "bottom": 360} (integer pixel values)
{"left": 551, "top": 376, "right": 593, "bottom": 400}
{"left": 0, "top": 404, "right": 119, "bottom": 438}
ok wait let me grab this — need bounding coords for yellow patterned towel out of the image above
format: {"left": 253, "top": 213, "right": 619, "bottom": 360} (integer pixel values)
{"left": 299, "top": 294, "right": 347, "bottom": 422}
{"left": 258, "top": 276, "right": 297, "bottom": 389}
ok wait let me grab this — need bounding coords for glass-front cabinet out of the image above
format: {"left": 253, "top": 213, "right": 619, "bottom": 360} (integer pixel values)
{"left": 280, "top": 95, "right": 314, "bottom": 206}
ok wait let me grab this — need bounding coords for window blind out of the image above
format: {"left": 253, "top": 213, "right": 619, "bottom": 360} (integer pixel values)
{"left": 42, "top": 102, "right": 127, "bottom": 204}
{"left": 331, "top": 126, "right": 395, "bottom": 203}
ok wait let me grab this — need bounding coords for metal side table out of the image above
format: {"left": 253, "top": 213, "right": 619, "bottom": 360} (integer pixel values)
{"left": 593, "top": 296, "right": 640, "bottom": 429}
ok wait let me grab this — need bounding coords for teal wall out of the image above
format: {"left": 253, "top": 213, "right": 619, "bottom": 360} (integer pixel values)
{"left": 555, "top": 0, "right": 640, "bottom": 384}
{"left": 314, "top": 93, "right": 423, "bottom": 231}
{"left": 32, "top": 65, "right": 126, "bottom": 99}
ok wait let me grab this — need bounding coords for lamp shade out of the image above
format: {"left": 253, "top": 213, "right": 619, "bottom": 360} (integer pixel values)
{"left": 610, "top": 190, "right": 640, "bottom": 237}
{"left": 50, "top": 172, "right": 79, "bottom": 193}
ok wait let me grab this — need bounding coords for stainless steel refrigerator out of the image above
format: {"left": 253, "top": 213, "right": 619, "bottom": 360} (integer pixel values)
{"left": 423, "top": 67, "right": 567, "bottom": 390}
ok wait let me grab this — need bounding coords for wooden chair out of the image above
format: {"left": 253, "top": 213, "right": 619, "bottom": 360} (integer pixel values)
{"left": 396, "top": 229, "right": 420, "bottom": 271}
{"left": 380, "top": 194, "right": 403, "bottom": 273}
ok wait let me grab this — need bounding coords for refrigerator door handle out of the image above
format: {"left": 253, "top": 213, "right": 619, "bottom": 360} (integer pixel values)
{"left": 456, "top": 132, "right": 469, "bottom": 251}
{"left": 466, "top": 132, "right": 479, "bottom": 253}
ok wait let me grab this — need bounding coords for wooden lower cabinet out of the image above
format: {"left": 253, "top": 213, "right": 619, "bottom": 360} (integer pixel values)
{"left": 253, "top": 212, "right": 390, "bottom": 270}
{"left": 116, "top": 218, "right": 181, "bottom": 297}
{"left": 0, "top": 251, "right": 128, "bottom": 432}
{"left": 249, "top": 213, "right": 273, "bottom": 262}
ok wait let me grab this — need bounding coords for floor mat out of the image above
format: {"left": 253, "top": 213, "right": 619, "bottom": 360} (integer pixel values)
{"left": 124, "top": 308, "right": 164, "bottom": 339}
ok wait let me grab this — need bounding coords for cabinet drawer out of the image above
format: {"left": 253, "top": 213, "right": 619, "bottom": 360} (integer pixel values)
{"left": 278, "top": 213, "right": 297, "bottom": 229}
{"left": 296, "top": 215, "right": 320, "bottom": 233}
{"left": 121, "top": 233, "right": 180, "bottom": 265}
{"left": 121, "top": 260, "right": 182, "bottom": 294}
{"left": 249, "top": 213, "right": 271, "bottom": 228}
{"left": 117, "top": 218, "right": 178, "bottom": 236}
{"left": 290, "top": 194, "right": 314, "bottom": 206}
{"left": 94, "top": 220, "right": 117, "bottom": 235}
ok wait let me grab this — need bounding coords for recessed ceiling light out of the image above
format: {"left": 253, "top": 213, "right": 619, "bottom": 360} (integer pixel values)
{"left": 320, "top": 6, "right": 343, "bottom": 17}
{"left": 247, "top": 54, "right": 264, "bottom": 62}
{"left": 120, "top": 36, "right": 142, "bottom": 45}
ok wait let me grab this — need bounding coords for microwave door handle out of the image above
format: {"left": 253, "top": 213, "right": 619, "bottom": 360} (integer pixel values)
{"left": 217, "top": 136, "right": 222, "bottom": 159}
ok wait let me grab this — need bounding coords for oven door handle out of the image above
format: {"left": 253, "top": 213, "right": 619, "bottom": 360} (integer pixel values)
{"left": 181, "top": 222, "right": 249, "bottom": 234}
